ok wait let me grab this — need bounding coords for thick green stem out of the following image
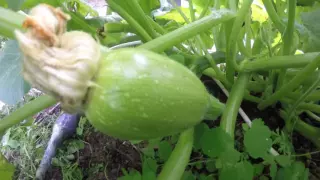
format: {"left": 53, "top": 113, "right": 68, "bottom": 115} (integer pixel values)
{"left": 228, "top": 0, "right": 237, "bottom": 11}
{"left": 286, "top": 91, "right": 320, "bottom": 102}
{"left": 298, "top": 103, "right": 320, "bottom": 114}
{"left": 158, "top": 128, "right": 194, "bottom": 180}
{"left": 240, "top": 52, "right": 320, "bottom": 72}
{"left": 220, "top": 73, "right": 249, "bottom": 140}
{"left": 276, "top": 0, "right": 296, "bottom": 90}
{"left": 245, "top": 13, "right": 252, "bottom": 56}
{"left": 286, "top": 70, "right": 320, "bottom": 122}
{"left": 138, "top": 9, "right": 236, "bottom": 52}
{"left": 198, "top": 0, "right": 213, "bottom": 19}
{"left": 0, "top": 95, "right": 57, "bottom": 134}
{"left": 226, "top": 0, "right": 253, "bottom": 82}
{"left": 188, "top": 0, "right": 196, "bottom": 22}
{"left": 262, "top": 0, "right": 285, "bottom": 33}
{"left": 258, "top": 55, "right": 320, "bottom": 110}
{"left": 237, "top": 29, "right": 251, "bottom": 58}
{"left": 280, "top": 111, "right": 320, "bottom": 148}
{"left": 0, "top": 7, "right": 26, "bottom": 39}
{"left": 282, "top": 0, "right": 296, "bottom": 56}
{"left": 107, "top": 1, "right": 152, "bottom": 42}
{"left": 295, "top": 120, "right": 320, "bottom": 148}
{"left": 129, "top": 0, "right": 158, "bottom": 38}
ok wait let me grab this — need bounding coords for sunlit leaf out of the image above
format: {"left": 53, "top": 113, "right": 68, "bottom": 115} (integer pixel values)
{"left": 0, "top": 40, "right": 30, "bottom": 105}
{"left": 251, "top": 1, "right": 268, "bottom": 23}
{"left": 155, "top": 8, "right": 191, "bottom": 23}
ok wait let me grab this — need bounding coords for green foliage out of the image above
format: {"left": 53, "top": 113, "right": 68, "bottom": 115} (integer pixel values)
{"left": 200, "top": 126, "right": 233, "bottom": 158}
{"left": 1, "top": 0, "right": 320, "bottom": 179}
{"left": 300, "top": 9, "right": 320, "bottom": 52}
{"left": 0, "top": 153, "right": 15, "bottom": 180}
{"left": 138, "top": 0, "right": 160, "bottom": 14}
{"left": 0, "top": 40, "right": 30, "bottom": 105}
{"left": 244, "top": 119, "right": 272, "bottom": 159}
{"left": 158, "top": 141, "right": 172, "bottom": 161}
{"left": 275, "top": 161, "right": 309, "bottom": 180}
{"left": 119, "top": 157, "right": 158, "bottom": 180}
{"left": 5, "top": 0, "right": 24, "bottom": 10}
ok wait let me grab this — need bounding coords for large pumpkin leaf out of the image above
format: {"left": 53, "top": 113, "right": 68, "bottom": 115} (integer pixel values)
{"left": 0, "top": 40, "right": 30, "bottom": 105}
{"left": 300, "top": 9, "right": 320, "bottom": 52}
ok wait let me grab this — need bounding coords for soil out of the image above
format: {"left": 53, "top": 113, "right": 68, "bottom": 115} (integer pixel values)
{"left": 42, "top": 75, "right": 320, "bottom": 180}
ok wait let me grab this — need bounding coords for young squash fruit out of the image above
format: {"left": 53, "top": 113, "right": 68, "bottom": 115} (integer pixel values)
{"left": 15, "top": 4, "right": 224, "bottom": 140}
{"left": 84, "top": 48, "right": 224, "bottom": 140}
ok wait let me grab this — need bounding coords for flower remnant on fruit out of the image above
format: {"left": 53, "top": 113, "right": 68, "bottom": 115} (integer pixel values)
{"left": 14, "top": 4, "right": 101, "bottom": 113}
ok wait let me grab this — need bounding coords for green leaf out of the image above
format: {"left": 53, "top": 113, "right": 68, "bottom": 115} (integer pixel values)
{"left": 199, "top": 174, "right": 214, "bottom": 180}
{"left": 242, "top": 123, "right": 249, "bottom": 132}
{"left": 69, "top": 0, "right": 99, "bottom": 17}
{"left": 5, "top": 0, "right": 24, "bottom": 10}
{"left": 194, "top": 123, "right": 209, "bottom": 150}
{"left": 0, "top": 40, "right": 31, "bottom": 105}
{"left": 259, "top": 176, "right": 269, "bottom": 180}
{"left": 195, "top": 162, "right": 203, "bottom": 170}
{"left": 219, "top": 148, "right": 241, "bottom": 166}
{"left": 206, "top": 160, "right": 216, "bottom": 172}
{"left": 219, "top": 165, "right": 239, "bottom": 180}
{"left": 253, "top": 163, "right": 264, "bottom": 176}
{"left": 0, "top": 153, "right": 15, "bottom": 180}
{"left": 76, "top": 117, "right": 87, "bottom": 136}
{"left": 300, "top": 9, "right": 320, "bottom": 52}
{"left": 169, "top": 54, "right": 185, "bottom": 65}
{"left": 275, "top": 162, "right": 308, "bottom": 180}
{"left": 0, "top": 0, "right": 7, "bottom": 7}
{"left": 220, "top": 161, "right": 254, "bottom": 180}
{"left": 270, "top": 161, "right": 277, "bottom": 180}
{"left": 119, "top": 169, "right": 142, "bottom": 180}
{"left": 200, "top": 127, "right": 233, "bottom": 158}
{"left": 237, "top": 161, "right": 254, "bottom": 180}
{"left": 142, "top": 157, "right": 157, "bottom": 180}
{"left": 158, "top": 141, "right": 172, "bottom": 161}
{"left": 275, "top": 155, "right": 292, "bottom": 167}
{"left": 181, "top": 170, "right": 194, "bottom": 180}
{"left": 244, "top": 119, "right": 272, "bottom": 159}
{"left": 155, "top": 8, "right": 192, "bottom": 23}
{"left": 66, "top": 140, "right": 85, "bottom": 154}
{"left": 21, "top": 0, "right": 60, "bottom": 9}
